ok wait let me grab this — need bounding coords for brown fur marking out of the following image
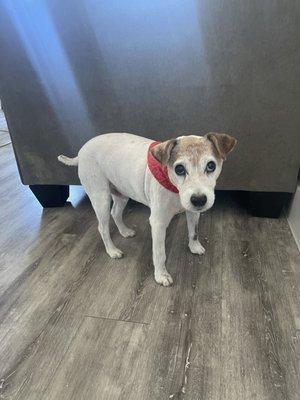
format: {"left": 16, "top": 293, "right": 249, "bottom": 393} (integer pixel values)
{"left": 169, "top": 136, "right": 218, "bottom": 166}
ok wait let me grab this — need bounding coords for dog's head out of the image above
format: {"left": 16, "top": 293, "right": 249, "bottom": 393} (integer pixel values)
{"left": 150, "top": 133, "right": 237, "bottom": 212}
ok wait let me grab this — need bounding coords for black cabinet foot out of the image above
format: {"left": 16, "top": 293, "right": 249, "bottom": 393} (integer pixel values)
{"left": 29, "top": 185, "right": 69, "bottom": 208}
{"left": 246, "top": 191, "right": 292, "bottom": 218}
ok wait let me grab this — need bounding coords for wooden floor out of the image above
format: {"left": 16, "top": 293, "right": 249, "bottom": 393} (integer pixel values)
{"left": 0, "top": 110, "right": 11, "bottom": 147}
{"left": 0, "top": 142, "right": 299, "bottom": 400}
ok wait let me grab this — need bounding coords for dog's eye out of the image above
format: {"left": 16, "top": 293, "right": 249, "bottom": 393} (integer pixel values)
{"left": 175, "top": 164, "right": 186, "bottom": 176}
{"left": 206, "top": 161, "right": 216, "bottom": 173}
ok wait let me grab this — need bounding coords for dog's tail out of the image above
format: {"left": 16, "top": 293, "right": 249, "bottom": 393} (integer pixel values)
{"left": 58, "top": 154, "right": 79, "bottom": 167}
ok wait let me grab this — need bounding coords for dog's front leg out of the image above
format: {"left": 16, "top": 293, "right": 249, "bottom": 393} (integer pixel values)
{"left": 186, "top": 211, "right": 205, "bottom": 255}
{"left": 149, "top": 210, "right": 173, "bottom": 287}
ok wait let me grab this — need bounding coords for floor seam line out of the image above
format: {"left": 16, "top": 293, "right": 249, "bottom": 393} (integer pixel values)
{"left": 84, "top": 314, "right": 150, "bottom": 325}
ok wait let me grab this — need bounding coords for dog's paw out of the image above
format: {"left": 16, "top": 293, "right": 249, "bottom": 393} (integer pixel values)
{"left": 120, "top": 228, "right": 136, "bottom": 238}
{"left": 189, "top": 241, "right": 205, "bottom": 255}
{"left": 107, "top": 248, "right": 124, "bottom": 259}
{"left": 155, "top": 271, "right": 173, "bottom": 287}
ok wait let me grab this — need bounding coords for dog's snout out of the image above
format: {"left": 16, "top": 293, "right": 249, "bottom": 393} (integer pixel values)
{"left": 190, "top": 194, "right": 207, "bottom": 208}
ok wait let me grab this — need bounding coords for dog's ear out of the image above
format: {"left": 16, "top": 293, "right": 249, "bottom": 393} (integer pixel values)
{"left": 150, "top": 139, "right": 177, "bottom": 165}
{"left": 206, "top": 132, "right": 237, "bottom": 160}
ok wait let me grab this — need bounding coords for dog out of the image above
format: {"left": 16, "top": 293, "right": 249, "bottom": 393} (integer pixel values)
{"left": 58, "top": 132, "right": 236, "bottom": 286}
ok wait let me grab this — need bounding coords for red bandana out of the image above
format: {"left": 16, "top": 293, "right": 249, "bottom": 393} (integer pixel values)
{"left": 147, "top": 141, "right": 179, "bottom": 193}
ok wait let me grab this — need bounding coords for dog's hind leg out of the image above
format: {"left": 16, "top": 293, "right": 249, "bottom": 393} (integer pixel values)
{"left": 91, "top": 189, "right": 124, "bottom": 258}
{"left": 111, "top": 195, "right": 136, "bottom": 238}
{"left": 79, "top": 167, "right": 123, "bottom": 259}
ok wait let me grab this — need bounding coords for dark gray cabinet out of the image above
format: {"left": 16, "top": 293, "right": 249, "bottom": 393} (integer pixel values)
{"left": 0, "top": 0, "right": 299, "bottom": 194}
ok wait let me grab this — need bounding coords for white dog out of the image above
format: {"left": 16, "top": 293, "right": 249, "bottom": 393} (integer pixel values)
{"left": 58, "top": 132, "right": 236, "bottom": 286}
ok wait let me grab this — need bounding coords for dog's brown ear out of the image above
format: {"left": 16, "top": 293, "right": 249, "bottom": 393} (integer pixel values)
{"left": 206, "top": 132, "right": 237, "bottom": 160}
{"left": 150, "top": 139, "right": 177, "bottom": 165}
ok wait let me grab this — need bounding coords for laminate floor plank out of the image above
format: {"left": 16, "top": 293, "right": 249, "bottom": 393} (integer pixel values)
{"left": 185, "top": 196, "right": 300, "bottom": 400}
{"left": 45, "top": 317, "right": 148, "bottom": 400}
{"left": 121, "top": 214, "right": 204, "bottom": 400}
{"left": 247, "top": 216, "right": 300, "bottom": 400}
{"left": 0, "top": 111, "right": 8, "bottom": 131}
{"left": 0, "top": 205, "right": 157, "bottom": 399}
{"left": 0, "top": 132, "right": 11, "bottom": 147}
{"left": 186, "top": 205, "right": 223, "bottom": 400}
{"left": 215, "top": 200, "right": 269, "bottom": 400}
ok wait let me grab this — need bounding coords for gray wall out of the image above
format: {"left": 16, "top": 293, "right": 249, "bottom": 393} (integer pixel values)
{"left": 0, "top": 0, "right": 299, "bottom": 191}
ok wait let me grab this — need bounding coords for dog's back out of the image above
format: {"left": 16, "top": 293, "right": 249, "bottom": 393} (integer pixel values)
{"left": 78, "top": 133, "right": 153, "bottom": 204}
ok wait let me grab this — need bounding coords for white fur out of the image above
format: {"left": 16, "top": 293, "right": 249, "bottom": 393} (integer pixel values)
{"left": 58, "top": 133, "right": 222, "bottom": 286}
{"left": 57, "top": 154, "right": 78, "bottom": 166}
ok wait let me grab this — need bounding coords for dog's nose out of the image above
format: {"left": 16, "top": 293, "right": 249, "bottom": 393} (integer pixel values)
{"left": 190, "top": 194, "right": 207, "bottom": 208}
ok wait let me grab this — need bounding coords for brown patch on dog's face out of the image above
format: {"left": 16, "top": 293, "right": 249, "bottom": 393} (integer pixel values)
{"left": 169, "top": 136, "right": 217, "bottom": 166}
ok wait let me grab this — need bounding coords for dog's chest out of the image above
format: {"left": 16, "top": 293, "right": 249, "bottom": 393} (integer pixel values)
{"left": 166, "top": 193, "right": 185, "bottom": 215}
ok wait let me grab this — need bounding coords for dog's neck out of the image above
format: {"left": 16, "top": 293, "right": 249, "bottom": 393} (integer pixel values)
{"left": 147, "top": 142, "right": 179, "bottom": 193}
